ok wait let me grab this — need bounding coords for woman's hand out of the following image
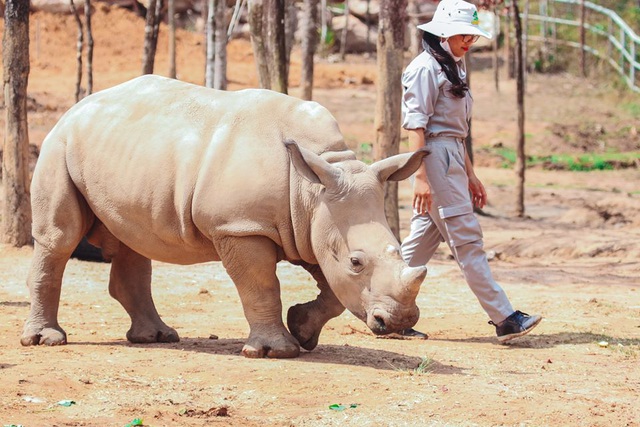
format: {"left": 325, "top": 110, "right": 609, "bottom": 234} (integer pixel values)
{"left": 413, "top": 176, "right": 432, "bottom": 214}
{"left": 468, "top": 174, "right": 487, "bottom": 209}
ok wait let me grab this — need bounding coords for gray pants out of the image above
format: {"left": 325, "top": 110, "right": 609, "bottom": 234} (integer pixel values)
{"left": 401, "top": 137, "right": 513, "bottom": 323}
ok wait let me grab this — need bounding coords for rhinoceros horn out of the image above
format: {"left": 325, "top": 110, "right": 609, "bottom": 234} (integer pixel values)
{"left": 401, "top": 264, "right": 428, "bottom": 295}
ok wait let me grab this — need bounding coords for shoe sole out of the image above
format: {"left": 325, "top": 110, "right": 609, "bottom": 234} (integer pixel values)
{"left": 497, "top": 316, "right": 543, "bottom": 343}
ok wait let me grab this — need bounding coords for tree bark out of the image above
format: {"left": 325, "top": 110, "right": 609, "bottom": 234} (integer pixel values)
{"left": 205, "top": 0, "right": 215, "bottom": 87}
{"left": 407, "top": 0, "right": 421, "bottom": 59}
{"left": 266, "top": 0, "right": 287, "bottom": 93}
{"left": 168, "top": 0, "right": 176, "bottom": 78}
{"left": 374, "top": 0, "right": 406, "bottom": 240}
{"left": 492, "top": 4, "right": 500, "bottom": 92}
{"left": 248, "top": 0, "right": 271, "bottom": 88}
{"left": 300, "top": 0, "right": 318, "bottom": 100}
{"left": 339, "top": 0, "right": 349, "bottom": 60}
{"left": 513, "top": 0, "right": 526, "bottom": 217}
{"left": 85, "top": 0, "right": 93, "bottom": 95}
{"left": 70, "top": 0, "right": 84, "bottom": 102}
{"left": 213, "top": 0, "right": 228, "bottom": 90}
{"left": 2, "top": 0, "right": 32, "bottom": 246}
{"left": 142, "top": 0, "right": 162, "bottom": 74}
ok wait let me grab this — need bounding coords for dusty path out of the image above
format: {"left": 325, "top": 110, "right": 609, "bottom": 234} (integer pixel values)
{"left": 1, "top": 7, "right": 639, "bottom": 427}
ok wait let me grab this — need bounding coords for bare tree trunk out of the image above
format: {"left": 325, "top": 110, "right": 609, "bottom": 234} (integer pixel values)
{"left": 142, "top": 0, "right": 162, "bottom": 74}
{"left": 374, "top": 0, "right": 406, "bottom": 240}
{"left": 228, "top": 0, "right": 245, "bottom": 37}
{"left": 339, "top": 0, "right": 349, "bottom": 60}
{"left": 214, "top": 0, "right": 228, "bottom": 90}
{"left": 248, "top": 0, "right": 271, "bottom": 88}
{"left": 70, "top": 0, "right": 84, "bottom": 102}
{"left": 205, "top": 0, "right": 215, "bottom": 87}
{"left": 505, "top": 4, "right": 514, "bottom": 79}
{"left": 523, "top": 0, "right": 529, "bottom": 87}
{"left": 284, "top": 0, "right": 297, "bottom": 78}
{"left": 300, "top": 0, "right": 319, "bottom": 100}
{"left": 492, "top": 4, "right": 500, "bottom": 92}
{"left": 267, "top": 0, "right": 287, "bottom": 93}
{"left": 85, "top": 0, "right": 93, "bottom": 95}
{"left": 168, "top": 0, "right": 176, "bottom": 78}
{"left": 407, "top": 0, "right": 421, "bottom": 58}
{"left": 513, "top": 0, "right": 526, "bottom": 217}
{"left": 2, "top": 0, "right": 32, "bottom": 246}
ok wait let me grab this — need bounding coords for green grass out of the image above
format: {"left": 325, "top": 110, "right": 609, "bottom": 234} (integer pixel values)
{"left": 489, "top": 146, "right": 640, "bottom": 171}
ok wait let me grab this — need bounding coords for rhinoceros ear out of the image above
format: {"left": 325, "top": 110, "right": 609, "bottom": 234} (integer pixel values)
{"left": 284, "top": 140, "right": 342, "bottom": 187}
{"left": 370, "top": 148, "right": 431, "bottom": 183}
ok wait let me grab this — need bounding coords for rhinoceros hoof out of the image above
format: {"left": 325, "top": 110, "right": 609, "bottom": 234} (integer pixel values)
{"left": 21, "top": 326, "right": 67, "bottom": 346}
{"left": 287, "top": 303, "right": 321, "bottom": 351}
{"left": 126, "top": 326, "right": 180, "bottom": 343}
{"left": 241, "top": 333, "right": 301, "bottom": 358}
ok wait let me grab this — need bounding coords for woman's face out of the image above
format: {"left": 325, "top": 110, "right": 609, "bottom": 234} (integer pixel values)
{"left": 447, "top": 34, "right": 479, "bottom": 57}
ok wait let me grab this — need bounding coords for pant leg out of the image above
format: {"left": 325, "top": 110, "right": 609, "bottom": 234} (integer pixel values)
{"left": 401, "top": 210, "right": 443, "bottom": 268}
{"left": 424, "top": 138, "right": 514, "bottom": 323}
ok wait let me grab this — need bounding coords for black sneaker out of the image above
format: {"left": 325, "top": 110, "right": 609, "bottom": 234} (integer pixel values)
{"left": 489, "top": 311, "right": 542, "bottom": 343}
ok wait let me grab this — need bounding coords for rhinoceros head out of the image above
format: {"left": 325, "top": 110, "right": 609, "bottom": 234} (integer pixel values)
{"left": 285, "top": 141, "right": 430, "bottom": 335}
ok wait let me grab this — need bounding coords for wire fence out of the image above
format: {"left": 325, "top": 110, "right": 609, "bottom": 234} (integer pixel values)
{"left": 523, "top": 0, "right": 640, "bottom": 92}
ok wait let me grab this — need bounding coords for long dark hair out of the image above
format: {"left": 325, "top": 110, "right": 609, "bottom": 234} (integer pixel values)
{"left": 422, "top": 31, "right": 468, "bottom": 98}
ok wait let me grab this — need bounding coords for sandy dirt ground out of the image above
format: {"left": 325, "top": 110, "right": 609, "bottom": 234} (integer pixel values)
{"left": 1, "top": 7, "right": 640, "bottom": 427}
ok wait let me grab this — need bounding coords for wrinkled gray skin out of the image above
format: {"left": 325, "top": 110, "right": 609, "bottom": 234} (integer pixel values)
{"left": 22, "top": 75, "right": 429, "bottom": 358}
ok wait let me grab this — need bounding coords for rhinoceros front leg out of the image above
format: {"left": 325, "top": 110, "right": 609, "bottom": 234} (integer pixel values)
{"left": 287, "top": 263, "right": 345, "bottom": 351}
{"left": 21, "top": 243, "right": 71, "bottom": 346}
{"left": 108, "top": 243, "right": 179, "bottom": 343}
{"left": 217, "top": 236, "right": 300, "bottom": 358}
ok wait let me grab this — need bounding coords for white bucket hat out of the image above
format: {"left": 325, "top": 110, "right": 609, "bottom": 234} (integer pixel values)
{"left": 418, "top": 0, "right": 492, "bottom": 40}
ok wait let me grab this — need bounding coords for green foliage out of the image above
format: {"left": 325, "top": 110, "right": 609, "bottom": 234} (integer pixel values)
{"left": 489, "top": 146, "right": 640, "bottom": 171}
{"left": 621, "top": 101, "right": 640, "bottom": 118}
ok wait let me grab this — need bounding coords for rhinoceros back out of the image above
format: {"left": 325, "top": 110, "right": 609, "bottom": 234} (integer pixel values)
{"left": 35, "top": 75, "right": 350, "bottom": 264}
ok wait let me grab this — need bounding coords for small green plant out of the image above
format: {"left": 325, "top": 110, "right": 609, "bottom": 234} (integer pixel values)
{"left": 413, "top": 356, "right": 436, "bottom": 374}
{"left": 386, "top": 355, "right": 436, "bottom": 375}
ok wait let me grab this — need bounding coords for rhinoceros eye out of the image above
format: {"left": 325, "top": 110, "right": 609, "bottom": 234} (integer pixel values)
{"left": 348, "top": 251, "right": 366, "bottom": 273}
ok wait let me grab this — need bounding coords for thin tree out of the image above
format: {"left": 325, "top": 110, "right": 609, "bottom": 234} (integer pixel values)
{"left": 85, "top": 0, "right": 93, "bottom": 95}
{"left": 339, "top": 0, "right": 349, "bottom": 60}
{"left": 374, "top": 0, "right": 406, "bottom": 240}
{"left": 70, "top": 0, "right": 84, "bottom": 102}
{"left": 142, "top": 0, "right": 163, "bottom": 74}
{"left": 168, "top": 0, "right": 176, "bottom": 78}
{"left": 205, "top": 0, "right": 215, "bottom": 87}
{"left": 512, "top": 0, "right": 526, "bottom": 217}
{"left": 266, "top": 0, "right": 287, "bottom": 93}
{"left": 214, "top": 0, "right": 228, "bottom": 90}
{"left": 2, "top": 0, "right": 32, "bottom": 246}
{"left": 492, "top": 3, "right": 500, "bottom": 92}
{"left": 248, "top": 0, "right": 271, "bottom": 88}
{"left": 300, "top": 0, "right": 319, "bottom": 100}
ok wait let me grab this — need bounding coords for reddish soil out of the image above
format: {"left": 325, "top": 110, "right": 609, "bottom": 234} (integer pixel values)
{"left": 1, "top": 7, "right": 639, "bottom": 427}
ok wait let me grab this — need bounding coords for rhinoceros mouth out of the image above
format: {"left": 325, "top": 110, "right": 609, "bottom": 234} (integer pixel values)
{"left": 366, "top": 306, "right": 419, "bottom": 335}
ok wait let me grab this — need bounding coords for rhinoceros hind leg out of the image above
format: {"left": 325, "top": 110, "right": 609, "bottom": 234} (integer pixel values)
{"left": 287, "top": 264, "right": 345, "bottom": 351}
{"left": 108, "top": 243, "right": 179, "bottom": 343}
{"left": 21, "top": 243, "right": 73, "bottom": 347}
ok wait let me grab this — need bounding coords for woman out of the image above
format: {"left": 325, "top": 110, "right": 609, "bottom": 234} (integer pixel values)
{"left": 400, "top": 0, "right": 541, "bottom": 342}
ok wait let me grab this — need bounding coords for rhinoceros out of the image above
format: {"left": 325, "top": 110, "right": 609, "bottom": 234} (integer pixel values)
{"left": 22, "top": 75, "right": 429, "bottom": 358}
